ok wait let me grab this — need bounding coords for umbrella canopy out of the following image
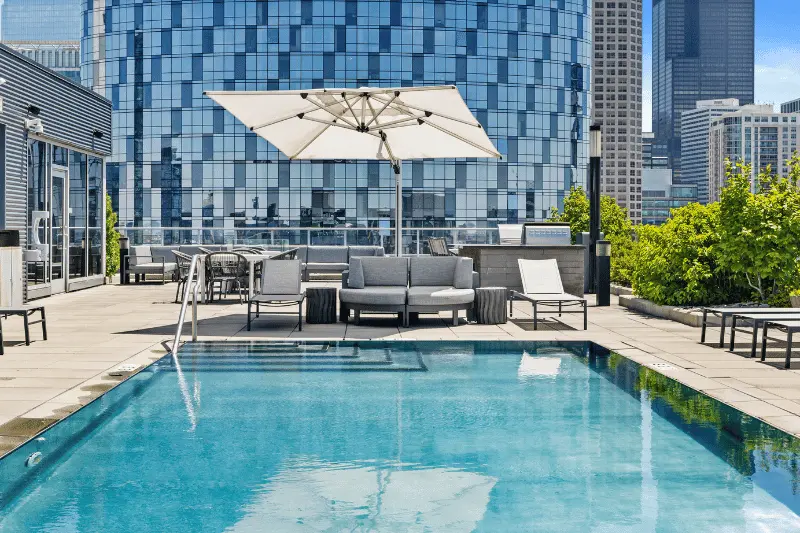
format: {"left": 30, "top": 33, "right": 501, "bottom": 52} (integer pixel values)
{"left": 205, "top": 86, "right": 501, "bottom": 254}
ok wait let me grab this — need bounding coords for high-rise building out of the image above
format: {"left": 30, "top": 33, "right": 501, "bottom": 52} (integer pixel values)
{"left": 642, "top": 132, "right": 668, "bottom": 169}
{"left": 708, "top": 106, "right": 800, "bottom": 202}
{"left": 652, "top": 0, "right": 754, "bottom": 180}
{"left": 592, "top": 0, "right": 643, "bottom": 222}
{"left": 680, "top": 99, "right": 742, "bottom": 204}
{"left": 641, "top": 168, "right": 697, "bottom": 225}
{"left": 81, "top": 0, "right": 592, "bottom": 247}
{"left": 782, "top": 98, "right": 800, "bottom": 114}
{"left": 0, "top": 0, "right": 80, "bottom": 41}
{"left": 0, "top": 0, "right": 81, "bottom": 82}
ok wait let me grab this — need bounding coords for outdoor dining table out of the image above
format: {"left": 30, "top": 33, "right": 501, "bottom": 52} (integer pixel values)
{"left": 195, "top": 251, "right": 278, "bottom": 303}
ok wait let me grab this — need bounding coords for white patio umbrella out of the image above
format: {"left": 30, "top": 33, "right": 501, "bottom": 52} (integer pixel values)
{"left": 205, "top": 86, "right": 501, "bottom": 255}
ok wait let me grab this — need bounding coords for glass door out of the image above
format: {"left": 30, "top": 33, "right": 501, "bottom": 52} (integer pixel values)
{"left": 51, "top": 166, "right": 68, "bottom": 294}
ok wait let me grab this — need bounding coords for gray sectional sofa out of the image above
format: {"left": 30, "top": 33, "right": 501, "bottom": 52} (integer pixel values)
{"left": 340, "top": 256, "right": 476, "bottom": 326}
{"left": 297, "top": 245, "right": 384, "bottom": 281}
{"left": 127, "top": 244, "right": 232, "bottom": 283}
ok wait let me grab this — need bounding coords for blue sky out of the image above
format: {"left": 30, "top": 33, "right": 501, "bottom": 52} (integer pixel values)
{"left": 642, "top": 0, "right": 800, "bottom": 131}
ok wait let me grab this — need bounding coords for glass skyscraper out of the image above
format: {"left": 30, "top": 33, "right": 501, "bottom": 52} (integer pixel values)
{"left": 82, "top": 0, "right": 592, "bottom": 243}
{"left": 652, "top": 0, "right": 754, "bottom": 181}
{"left": 0, "top": 0, "right": 81, "bottom": 41}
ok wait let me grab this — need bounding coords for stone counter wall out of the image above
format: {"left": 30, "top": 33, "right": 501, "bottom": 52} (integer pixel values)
{"left": 459, "top": 245, "right": 585, "bottom": 296}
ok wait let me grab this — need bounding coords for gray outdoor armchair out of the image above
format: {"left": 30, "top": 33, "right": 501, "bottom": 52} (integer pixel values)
{"left": 247, "top": 259, "right": 306, "bottom": 331}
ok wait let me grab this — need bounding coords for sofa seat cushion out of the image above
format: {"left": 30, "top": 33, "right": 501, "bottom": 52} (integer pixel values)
{"left": 407, "top": 286, "right": 474, "bottom": 306}
{"left": 340, "top": 286, "right": 407, "bottom": 305}
{"left": 305, "top": 262, "right": 349, "bottom": 272}
{"left": 129, "top": 262, "right": 178, "bottom": 274}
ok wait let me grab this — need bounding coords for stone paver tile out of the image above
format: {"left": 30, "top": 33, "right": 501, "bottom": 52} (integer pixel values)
{"left": 763, "top": 415, "right": 800, "bottom": 436}
{"left": 736, "top": 377, "right": 800, "bottom": 388}
{"left": 0, "top": 400, "right": 43, "bottom": 418}
{"left": 45, "top": 361, "right": 124, "bottom": 370}
{"left": 691, "top": 368, "right": 782, "bottom": 379}
{"left": 704, "top": 388, "right": 759, "bottom": 403}
{"left": 0, "top": 377, "right": 86, "bottom": 389}
{"left": 728, "top": 400, "right": 793, "bottom": 418}
{"left": 763, "top": 388, "right": 800, "bottom": 400}
{"left": 691, "top": 359, "right": 771, "bottom": 369}
{"left": 764, "top": 399, "right": 800, "bottom": 416}
{"left": 735, "top": 387, "right": 782, "bottom": 400}
{"left": 20, "top": 402, "right": 79, "bottom": 419}
{"left": 0, "top": 388, "right": 63, "bottom": 401}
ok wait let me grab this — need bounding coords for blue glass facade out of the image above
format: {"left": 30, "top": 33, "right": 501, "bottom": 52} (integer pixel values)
{"left": 0, "top": 0, "right": 81, "bottom": 41}
{"left": 81, "top": 0, "right": 591, "bottom": 239}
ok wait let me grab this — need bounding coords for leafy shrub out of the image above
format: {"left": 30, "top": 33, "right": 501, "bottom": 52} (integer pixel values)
{"left": 631, "top": 203, "right": 744, "bottom": 306}
{"left": 105, "top": 194, "right": 121, "bottom": 278}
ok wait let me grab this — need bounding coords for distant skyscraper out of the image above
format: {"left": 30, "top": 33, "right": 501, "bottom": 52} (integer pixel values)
{"left": 642, "top": 132, "right": 669, "bottom": 169}
{"left": 782, "top": 98, "right": 800, "bottom": 114}
{"left": 652, "top": 0, "right": 754, "bottom": 180}
{"left": 592, "top": 0, "right": 643, "bottom": 222}
{"left": 0, "top": 0, "right": 81, "bottom": 81}
{"left": 680, "top": 99, "right": 742, "bottom": 204}
{"left": 708, "top": 105, "right": 800, "bottom": 202}
{"left": 0, "top": 0, "right": 80, "bottom": 42}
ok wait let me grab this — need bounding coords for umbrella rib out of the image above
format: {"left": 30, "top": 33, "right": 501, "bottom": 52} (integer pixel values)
{"left": 369, "top": 114, "right": 426, "bottom": 129}
{"left": 379, "top": 131, "right": 398, "bottom": 162}
{"left": 249, "top": 97, "right": 347, "bottom": 131}
{"left": 298, "top": 115, "right": 358, "bottom": 130}
{"left": 343, "top": 95, "right": 360, "bottom": 126}
{"left": 372, "top": 95, "right": 484, "bottom": 128}
{"left": 421, "top": 120, "right": 502, "bottom": 158}
{"left": 360, "top": 96, "right": 367, "bottom": 129}
{"left": 365, "top": 92, "right": 398, "bottom": 128}
{"left": 305, "top": 94, "right": 360, "bottom": 129}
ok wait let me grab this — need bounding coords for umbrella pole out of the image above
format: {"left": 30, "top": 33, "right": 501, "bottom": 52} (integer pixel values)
{"left": 393, "top": 160, "right": 402, "bottom": 256}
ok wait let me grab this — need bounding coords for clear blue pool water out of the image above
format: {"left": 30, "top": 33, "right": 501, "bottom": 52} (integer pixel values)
{"left": 2, "top": 341, "right": 800, "bottom": 532}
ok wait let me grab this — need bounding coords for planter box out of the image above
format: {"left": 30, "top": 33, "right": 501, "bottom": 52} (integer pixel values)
{"left": 618, "top": 295, "right": 721, "bottom": 328}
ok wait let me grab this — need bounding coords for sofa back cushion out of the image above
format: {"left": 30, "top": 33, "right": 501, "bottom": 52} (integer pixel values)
{"left": 307, "top": 246, "right": 348, "bottom": 264}
{"left": 348, "top": 246, "right": 385, "bottom": 259}
{"left": 179, "top": 245, "right": 205, "bottom": 257}
{"left": 129, "top": 246, "right": 152, "bottom": 266}
{"left": 350, "top": 257, "right": 408, "bottom": 287}
{"left": 150, "top": 246, "right": 177, "bottom": 263}
{"left": 410, "top": 256, "right": 460, "bottom": 286}
{"left": 261, "top": 260, "right": 302, "bottom": 295}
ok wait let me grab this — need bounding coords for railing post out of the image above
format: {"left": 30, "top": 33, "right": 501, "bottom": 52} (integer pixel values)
{"left": 416, "top": 230, "right": 420, "bottom": 255}
{"left": 191, "top": 284, "right": 198, "bottom": 341}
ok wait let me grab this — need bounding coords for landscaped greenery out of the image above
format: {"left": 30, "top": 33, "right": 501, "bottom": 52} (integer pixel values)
{"left": 105, "top": 194, "right": 121, "bottom": 278}
{"left": 549, "top": 156, "right": 800, "bottom": 306}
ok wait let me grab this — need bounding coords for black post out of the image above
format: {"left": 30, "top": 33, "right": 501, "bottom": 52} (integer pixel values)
{"left": 596, "top": 240, "right": 611, "bottom": 306}
{"left": 588, "top": 124, "right": 602, "bottom": 293}
{"left": 119, "top": 236, "right": 130, "bottom": 285}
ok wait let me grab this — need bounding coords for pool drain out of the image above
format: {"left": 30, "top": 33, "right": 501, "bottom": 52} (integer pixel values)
{"left": 649, "top": 362, "right": 675, "bottom": 370}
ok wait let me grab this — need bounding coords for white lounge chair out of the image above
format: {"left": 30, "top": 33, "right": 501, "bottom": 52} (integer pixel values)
{"left": 509, "top": 258, "right": 587, "bottom": 330}
{"left": 247, "top": 260, "right": 306, "bottom": 331}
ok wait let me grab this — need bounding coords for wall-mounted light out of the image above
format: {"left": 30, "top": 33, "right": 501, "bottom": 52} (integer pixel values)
{"left": 92, "top": 130, "right": 104, "bottom": 139}
{"left": 27, "top": 105, "right": 41, "bottom": 116}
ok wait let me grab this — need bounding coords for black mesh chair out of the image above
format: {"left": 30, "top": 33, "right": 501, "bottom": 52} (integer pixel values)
{"left": 173, "top": 250, "right": 195, "bottom": 303}
{"left": 205, "top": 252, "right": 249, "bottom": 303}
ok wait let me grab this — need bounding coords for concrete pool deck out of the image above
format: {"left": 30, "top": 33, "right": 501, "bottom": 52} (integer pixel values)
{"left": 3, "top": 280, "right": 800, "bottom": 454}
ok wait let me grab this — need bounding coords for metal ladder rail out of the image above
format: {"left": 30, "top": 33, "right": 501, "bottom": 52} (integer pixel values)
{"left": 170, "top": 253, "right": 202, "bottom": 355}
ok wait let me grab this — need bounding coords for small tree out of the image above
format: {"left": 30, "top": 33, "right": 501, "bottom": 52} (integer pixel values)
{"left": 718, "top": 157, "right": 800, "bottom": 303}
{"left": 105, "top": 194, "right": 121, "bottom": 278}
{"left": 549, "top": 186, "right": 633, "bottom": 241}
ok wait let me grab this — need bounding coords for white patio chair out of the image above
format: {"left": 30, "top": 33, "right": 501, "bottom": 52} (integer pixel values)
{"left": 510, "top": 258, "right": 587, "bottom": 330}
{"left": 247, "top": 260, "right": 306, "bottom": 331}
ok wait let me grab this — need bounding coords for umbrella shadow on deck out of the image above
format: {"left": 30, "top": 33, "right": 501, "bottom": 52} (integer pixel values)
{"left": 114, "top": 314, "right": 248, "bottom": 336}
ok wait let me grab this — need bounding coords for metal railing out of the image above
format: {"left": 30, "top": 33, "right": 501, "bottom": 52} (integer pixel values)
{"left": 170, "top": 254, "right": 202, "bottom": 355}
{"left": 119, "top": 226, "right": 502, "bottom": 255}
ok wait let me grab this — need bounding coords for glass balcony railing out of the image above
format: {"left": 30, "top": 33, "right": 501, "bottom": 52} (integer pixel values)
{"left": 118, "top": 227, "right": 502, "bottom": 256}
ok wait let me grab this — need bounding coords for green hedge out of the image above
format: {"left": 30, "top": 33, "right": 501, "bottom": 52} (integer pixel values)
{"left": 550, "top": 156, "right": 800, "bottom": 306}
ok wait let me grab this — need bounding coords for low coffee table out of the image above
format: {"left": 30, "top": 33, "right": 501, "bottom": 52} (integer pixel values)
{"left": 473, "top": 287, "right": 509, "bottom": 325}
{"left": 306, "top": 287, "right": 337, "bottom": 324}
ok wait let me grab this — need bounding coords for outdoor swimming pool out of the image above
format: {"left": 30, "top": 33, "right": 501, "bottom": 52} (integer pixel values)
{"left": 1, "top": 341, "right": 800, "bottom": 532}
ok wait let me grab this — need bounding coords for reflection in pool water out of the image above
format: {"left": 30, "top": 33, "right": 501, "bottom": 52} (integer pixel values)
{"left": 0, "top": 341, "right": 799, "bottom": 532}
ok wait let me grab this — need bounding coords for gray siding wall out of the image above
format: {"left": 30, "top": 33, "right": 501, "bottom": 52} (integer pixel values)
{"left": 0, "top": 44, "right": 111, "bottom": 300}
{"left": 0, "top": 44, "right": 112, "bottom": 234}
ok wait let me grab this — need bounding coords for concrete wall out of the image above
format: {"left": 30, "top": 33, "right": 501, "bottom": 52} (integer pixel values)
{"left": 459, "top": 245, "right": 585, "bottom": 296}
